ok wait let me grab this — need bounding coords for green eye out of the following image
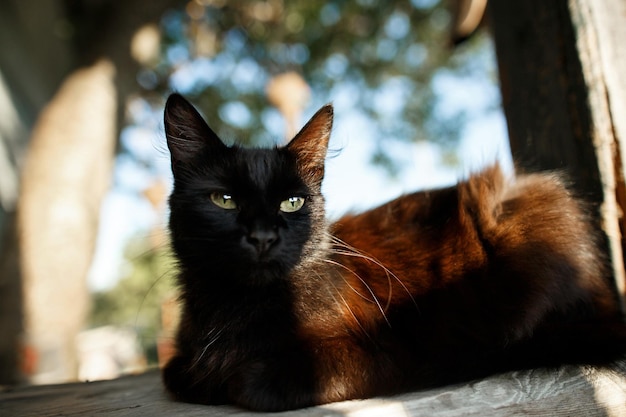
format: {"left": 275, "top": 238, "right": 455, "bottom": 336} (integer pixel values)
{"left": 210, "top": 192, "right": 237, "bottom": 210}
{"left": 280, "top": 196, "right": 305, "bottom": 213}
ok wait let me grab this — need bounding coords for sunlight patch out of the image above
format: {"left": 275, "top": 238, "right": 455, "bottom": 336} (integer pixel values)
{"left": 323, "top": 399, "right": 409, "bottom": 417}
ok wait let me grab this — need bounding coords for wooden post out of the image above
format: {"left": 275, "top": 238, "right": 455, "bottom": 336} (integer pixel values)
{"left": 488, "top": 0, "right": 626, "bottom": 309}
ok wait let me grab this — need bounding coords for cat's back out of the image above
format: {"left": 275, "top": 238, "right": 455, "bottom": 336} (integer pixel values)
{"left": 334, "top": 164, "right": 581, "bottom": 233}
{"left": 329, "top": 164, "right": 616, "bottom": 315}
{"left": 333, "top": 164, "right": 595, "bottom": 260}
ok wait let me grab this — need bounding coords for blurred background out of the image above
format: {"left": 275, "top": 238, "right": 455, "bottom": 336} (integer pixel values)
{"left": 0, "top": 0, "right": 509, "bottom": 385}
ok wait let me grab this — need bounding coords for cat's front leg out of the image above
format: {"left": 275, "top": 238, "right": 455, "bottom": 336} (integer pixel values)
{"left": 162, "top": 354, "right": 228, "bottom": 405}
{"left": 228, "top": 338, "right": 398, "bottom": 411}
{"left": 227, "top": 352, "right": 320, "bottom": 411}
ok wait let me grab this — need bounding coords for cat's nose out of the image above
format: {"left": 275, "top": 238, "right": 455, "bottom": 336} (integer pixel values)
{"left": 246, "top": 228, "right": 279, "bottom": 255}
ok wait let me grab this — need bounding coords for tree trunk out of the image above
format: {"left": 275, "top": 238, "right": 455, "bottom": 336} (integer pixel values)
{"left": 488, "top": 0, "right": 626, "bottom": 309}
{"left": 18, "top": 60, "right": 117, "bottom": 384}
{"left": 0, "top": 0, "right": 77, "bottom": 385}
{"left": 0, "top": 212, "right": 22, "bottom": 384}
{"left": 1, "top": 0, "right": 185, "bottom": 384}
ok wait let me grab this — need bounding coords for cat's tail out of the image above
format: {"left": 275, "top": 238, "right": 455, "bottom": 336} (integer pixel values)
{"left": 461, "top": 164, "right": 620, "bottom": 322}
{"left": 458, "top": 163, "right": 588, "bottom": 243}
{"left": 457, "top": 164, "right": 507, "bottom": 233}
{"left": 453, "top": 164, "right": 626, "bottom": 381}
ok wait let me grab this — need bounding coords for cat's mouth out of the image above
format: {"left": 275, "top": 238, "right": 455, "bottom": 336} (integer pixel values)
{"left": 239, "top": 245, "right": 276, "bottom": 266}
{"left": 244, "top": 256, "right": 288, "bottom": 284}
{"left": 251, "top": 251, "right": 280, "bottom": 266}
{"left": 244, "top": 248, "right": 291, "bottom": 277}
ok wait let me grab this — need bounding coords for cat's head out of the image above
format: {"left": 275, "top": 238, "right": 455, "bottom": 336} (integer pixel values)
{"left": 164, "top": 93, "right": 332, "bottom": 287}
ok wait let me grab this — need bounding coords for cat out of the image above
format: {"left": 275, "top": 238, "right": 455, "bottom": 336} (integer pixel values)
{"left": 161, "top": 93, "right": 626, "bottom": 411}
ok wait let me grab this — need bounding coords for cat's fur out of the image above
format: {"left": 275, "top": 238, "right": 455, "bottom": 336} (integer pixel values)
{"left": 162, "top": 93, "right": 626, "bottom": 411}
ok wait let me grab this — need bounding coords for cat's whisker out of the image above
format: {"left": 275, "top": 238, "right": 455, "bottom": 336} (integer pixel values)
{"left": 191, "top": 327, "right": 225, "bottom": 370}
{"left": 334, "top": 290, "right": 375, "bottom": 342}
{"left": 320, "top": 259, "right": 372, "bottom": 302}
{"left": 330, "top": 238, "right": 417, "bottom": 308}
{"left": 324, "top": 236, "right": 399, "bottom": 317}
{"left": 322, "top": 258, "right": 391, "bottom": 327}
{"left": 319, "top": 271, "right": 374, "bottom": 342}
{"left": 327, "top": 235, "right": 419, "bottom": 311}
{"left": 134, "top": 267, "right": 176, "bottom": 330}
{"left": 329, "top": 249, "right": 395, "bottom": 311}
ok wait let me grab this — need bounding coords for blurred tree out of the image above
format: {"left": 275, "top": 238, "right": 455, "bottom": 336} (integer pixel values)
{"left": 0, "top": 0, "right": 73, "bottom": 384}
{"left": 0, "top": 0, "right": 186, "bottom": 384}
{"left": 136, "top": 0, "right": 489, "bottom": 153}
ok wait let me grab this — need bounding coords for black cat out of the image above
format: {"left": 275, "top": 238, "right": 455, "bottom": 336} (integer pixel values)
{"left": 162, "top": 93, "right": 626, "bottom": 411}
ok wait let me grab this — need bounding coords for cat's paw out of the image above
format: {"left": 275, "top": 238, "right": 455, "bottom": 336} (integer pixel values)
{"left": 229, "top": 360, "right": 318, "bottom": 411}
{"left": 162, "top": 355, "right": 226, "bottom": 405}
{"left": 162, "top": 355, "right": 192, "bottom": 400}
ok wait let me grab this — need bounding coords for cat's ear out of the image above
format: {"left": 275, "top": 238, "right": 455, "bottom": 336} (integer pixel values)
{"left": 286, "top": 104, "right": 333, "bottom": 184}
{"left": 164, "top": 93, "right": 225, "bottom": 165}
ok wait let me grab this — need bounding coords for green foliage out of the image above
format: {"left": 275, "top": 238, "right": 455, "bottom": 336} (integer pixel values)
{"left": 137, "top": 0, "right": 493, "bottom": 153}
{"left": 90, "top": 239, "right": 177, "bottom": 364}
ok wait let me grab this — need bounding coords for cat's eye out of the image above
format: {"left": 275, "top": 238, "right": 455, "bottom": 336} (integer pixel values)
{"left": 210, "top": 192, "right": 237, "bottom": 210}
{"left": 280, "top": 196, "right": 305, "bottom": 213}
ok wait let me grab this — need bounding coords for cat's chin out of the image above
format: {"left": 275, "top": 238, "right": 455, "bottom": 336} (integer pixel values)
{"left": 245, "top": 260, "right": 291, "bottom": 284}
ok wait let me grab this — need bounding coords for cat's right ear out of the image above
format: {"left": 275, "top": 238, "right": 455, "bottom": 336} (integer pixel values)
{"left": 164, "top": 93, "right": 225, "bottom": 165}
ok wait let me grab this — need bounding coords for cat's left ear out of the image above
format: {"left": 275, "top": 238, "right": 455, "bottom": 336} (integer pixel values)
{"left": 286, "top": 104, "right": 333, "bottom": 184}
{"left": 164, "top": 93, "right": 226, "bottom": 166}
